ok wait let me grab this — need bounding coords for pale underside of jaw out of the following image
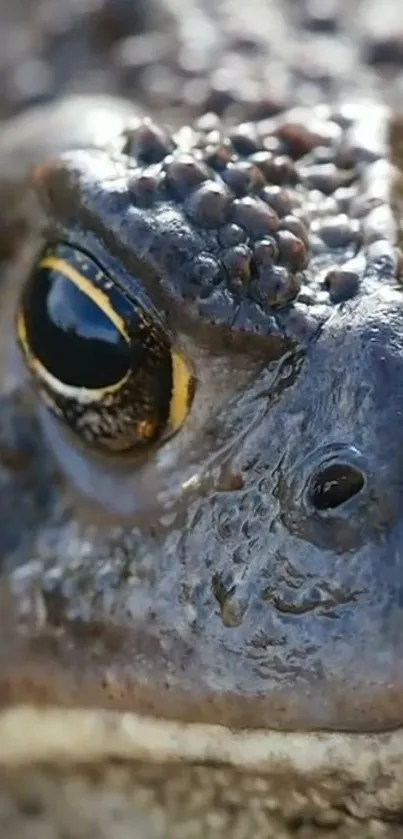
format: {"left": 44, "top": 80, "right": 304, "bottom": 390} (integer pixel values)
{"left": 0, "top": 705, "right": 402, "bottom": 821}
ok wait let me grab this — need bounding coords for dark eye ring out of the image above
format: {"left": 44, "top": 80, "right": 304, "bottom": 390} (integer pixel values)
{"left": 308, "top": 462, "right": 365, "bottom": 511}
{"left": 16, "top": 242, "right": 195, "bottom": 453}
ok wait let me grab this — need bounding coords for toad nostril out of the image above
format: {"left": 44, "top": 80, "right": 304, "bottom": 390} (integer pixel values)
{"left": 309, "top": 463, "right": 365, "bottom": 511}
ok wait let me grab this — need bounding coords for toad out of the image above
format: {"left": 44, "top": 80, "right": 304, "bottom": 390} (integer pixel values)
{"left": 0, "top": 91, "right": 402, "bottom": 838}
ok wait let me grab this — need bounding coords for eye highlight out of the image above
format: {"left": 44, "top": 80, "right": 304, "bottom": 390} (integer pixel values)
{"left": 16, "top": 243, "right": 194, "bottom": 453}
{"left": 308, "top": 463, "right": 365, "bottom": 511}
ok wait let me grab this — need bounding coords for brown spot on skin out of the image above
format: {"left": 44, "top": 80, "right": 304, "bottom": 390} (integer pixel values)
{"left": 323, "top": 268, "right": 361, "bottom": 302}
{"left": 231, "top": 197, "right": 279, "bottom": 239}
{"left": 128, "top": 169, "right": 160, "bottom": 206}
{"left": 276, "top": 230, "right": 308, "bottom": 271}
{"left": 278, "top": 215, "right": 309, "bottom": 248}
{"left": 218, "top": 223, "right": 248, "bottom": 248}
{"left": 185, "top": 182, "right": 233, "bottom": 228}
{"left": 122, "top": 117, "right": 174, "bottom": 163}
{"left": 165, "top": 154, "right": 210, "bottom": 199}
{"left": 215, "top": 471, "right": 245, "bottom": 492}
{"left": 250, "top": 264, "right": 300, "bottom": 307}
{"left": 253, "top": 238, "right": 279, "bottom": 267}
{"left": 275, "top": 119, "right": 341, "bottom": 160}
{"left": 260, "top": 185, "right": 293, "bottom": 217}
{"left": 257, "top": 156, "right": 298, "bottom": 186}
{"left": 222, "top": 160, "right": 266, "bottom": 196}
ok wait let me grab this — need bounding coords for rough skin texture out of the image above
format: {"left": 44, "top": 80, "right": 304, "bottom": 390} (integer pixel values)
{"left": 2, "top": 0, "right": 403, "bottom": 837}
{"left": 1, "top": 762, "right": 403, "bottom": 839}
{"left": 7, "top": 100, "right": 403, "bottom": 733}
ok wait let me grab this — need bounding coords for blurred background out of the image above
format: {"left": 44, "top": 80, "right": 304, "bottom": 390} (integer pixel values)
{"left": 0, "top": 0, "right": 401, "bottom": 127}
{"left": 0, "top": 0, "right": 175, "bottom": 120}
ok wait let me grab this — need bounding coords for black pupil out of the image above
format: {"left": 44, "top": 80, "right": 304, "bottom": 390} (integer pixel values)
{"left": 23, "top": 263, "right": 130, "bottom": 388}
{"left": 309, "top": 463, "right": 364, "bottom": 510}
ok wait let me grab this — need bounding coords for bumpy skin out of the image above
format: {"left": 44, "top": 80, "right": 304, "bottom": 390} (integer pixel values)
{"left": 3, "top": 0, "right": 403, "bottom": 837}
{"left": 8, "top": 101, "right": 403, "bottom": 732}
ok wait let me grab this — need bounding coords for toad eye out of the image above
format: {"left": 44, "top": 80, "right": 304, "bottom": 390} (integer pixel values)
{"left": 308, "top": 463, "right": 365, "bottom": 511}
{"left": 16, "top": 243, "right": 194, "bottom": 453}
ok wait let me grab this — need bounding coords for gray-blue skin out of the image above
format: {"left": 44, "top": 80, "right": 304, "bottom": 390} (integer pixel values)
{"left": 2, "top": 93, "right": 403, "bottom": 835}
{"left": 9, "top": 101, "right": 403, "bottom": 724}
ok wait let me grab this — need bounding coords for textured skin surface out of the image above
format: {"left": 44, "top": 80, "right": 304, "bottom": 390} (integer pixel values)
{"left": 6, "top": 99, "right": 403, "bottom": 732}
{"left": 0, "top": 764, "right": 394, "bottom": 839}
{"left": 1, "top": 761, "right": 403, "bottom": 839}
{"left": 2, "top": 0, "right": 403, "bottom": 836}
